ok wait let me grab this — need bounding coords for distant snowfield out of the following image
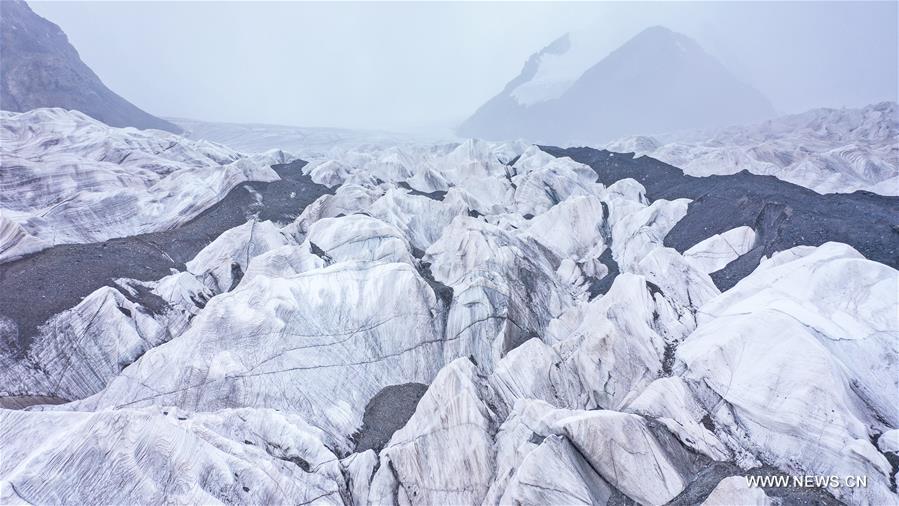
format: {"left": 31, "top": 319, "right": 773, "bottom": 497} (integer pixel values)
{"left": 606, "top": 101, "right": 899, "bottom": 195}
{"left": 171, "top": 116, "right": 451, "bottom": 160}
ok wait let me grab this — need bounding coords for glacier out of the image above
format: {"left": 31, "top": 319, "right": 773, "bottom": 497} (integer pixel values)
{"left": 0, "top": 109, "right": 897, "bottom": 506}
{"left": 606, "top": 101, "right": 899, "bottom": 196}
{"left": 0, "top": 108, "right": 291, "bottom": 263}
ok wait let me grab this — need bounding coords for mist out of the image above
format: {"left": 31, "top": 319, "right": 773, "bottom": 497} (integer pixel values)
{"left": 29, "top": 1, "right": 898, "bottom": 133}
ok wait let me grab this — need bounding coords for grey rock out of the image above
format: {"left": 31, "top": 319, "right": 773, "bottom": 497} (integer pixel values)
{"left": 0, "top": 0, "right": 181, "bottom": 132}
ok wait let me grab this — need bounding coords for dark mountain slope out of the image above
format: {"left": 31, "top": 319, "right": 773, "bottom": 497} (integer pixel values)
{"left": 0, "top": 0, "right": 181, "bottom": 133}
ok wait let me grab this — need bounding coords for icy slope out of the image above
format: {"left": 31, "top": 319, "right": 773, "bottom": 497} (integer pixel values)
{"left": 1, "top": 138, "right": 896, "bottom": 505}
{"left": 0, "top": 407, "right": 346, "bottom": 504}
{"left": 0, "top": 108, "right": 285, "bottom": 263}
{"left": 606, "top": 101, "right": 899, "bottom": 195}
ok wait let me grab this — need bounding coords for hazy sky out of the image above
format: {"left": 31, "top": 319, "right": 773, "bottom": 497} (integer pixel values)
{"left": 29, "top": 1, "right": 898, "bottom": 132}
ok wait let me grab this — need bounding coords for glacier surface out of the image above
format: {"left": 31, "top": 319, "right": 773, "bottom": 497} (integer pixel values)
{"left": 606, "top": 101, "right": 899, "bottom": 196}
{"left": 1, "top": 111, "right": 897, "bottom": 506}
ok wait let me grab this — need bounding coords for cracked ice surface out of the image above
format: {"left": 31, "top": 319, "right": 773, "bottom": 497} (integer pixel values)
{"left": 0, "top": 109, "right": 286, "bottom": 263}
{"left": 1, "top": 120, "right": 897, "bottom": 505}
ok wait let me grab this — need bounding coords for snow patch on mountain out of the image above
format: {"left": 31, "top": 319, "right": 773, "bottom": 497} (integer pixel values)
{"left": 507, "top": 33, "right": 576, "bottom": 106}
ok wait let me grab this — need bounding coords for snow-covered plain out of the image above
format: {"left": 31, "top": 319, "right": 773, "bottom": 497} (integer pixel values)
{"left": 172, "top": 116, "right": 449, "bottom": 161}
{"left": 1, "top": 111, "right": 897, "bottom": 505}
{"left": 606, "top": 101, "right": 899, "bottom": 195}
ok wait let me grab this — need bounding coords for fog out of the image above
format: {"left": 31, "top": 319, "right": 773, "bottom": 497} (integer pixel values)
{"left": 30, "top": 1, "right": 898, "bottom": 133}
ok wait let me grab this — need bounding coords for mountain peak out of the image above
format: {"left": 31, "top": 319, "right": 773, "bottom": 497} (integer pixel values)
{"left": 635, "top": 25, "right": 681, "bottom": 38}
{"left": 610, "top": 25, "right": 705, "bottom": 60}
{"left": 635, "top": 24, "right": 678, "bottom": 38}
{"left": 458, "top": 25, "right": 775, "bottom": 143}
